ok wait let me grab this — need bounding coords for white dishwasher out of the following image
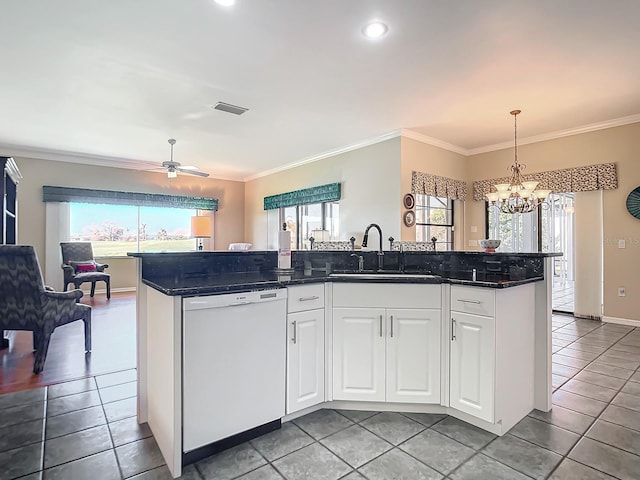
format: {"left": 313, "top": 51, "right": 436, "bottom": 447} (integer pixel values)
{"left": 182, "top": 288, "right": 287, "bottom": 452}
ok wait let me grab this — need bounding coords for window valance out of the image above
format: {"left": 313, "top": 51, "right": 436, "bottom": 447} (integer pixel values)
{"left": 472, "top": 162, "right": 617, "bottom": 201}
{"left": 263, "top": 182, "right": 341, "bottom": 210}
{"left": 42, "top": 186, "right": 218, "bottom": 210}
{"left": 411, "top": 171, "right": 467, "bottom": 201}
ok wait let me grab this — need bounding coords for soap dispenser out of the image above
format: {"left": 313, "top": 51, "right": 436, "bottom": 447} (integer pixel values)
{"left": 278, "top": 223, "right": 292, "bottom": 270}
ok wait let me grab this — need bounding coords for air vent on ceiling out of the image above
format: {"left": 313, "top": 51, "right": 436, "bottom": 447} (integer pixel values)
{"left": 213, "top": 102, "right": 249, "bottom": 115}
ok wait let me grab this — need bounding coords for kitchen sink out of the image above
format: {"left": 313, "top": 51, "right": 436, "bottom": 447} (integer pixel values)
{"left": 329, "top": 272, "right": 440, "bottom": 280}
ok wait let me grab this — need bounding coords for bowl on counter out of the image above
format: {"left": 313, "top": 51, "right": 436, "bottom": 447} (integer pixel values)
{"left": 479, "top": 239, "right": 501, "bottom": 252}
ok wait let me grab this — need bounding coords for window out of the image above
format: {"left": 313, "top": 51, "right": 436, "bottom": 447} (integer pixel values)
{"left": 486, "top": 207, "right": 539, "bottom": 252}
{"left": 70, "top": 203, "right": 198, "bottom": 256}
{"left": 486, "top": 192, "right": 574, "bottom": 255}
{"left": 415, "top": 195, "right": 454, "bottom": 250}
{"left": 280, "top": 201, "right": 340, "bottom": 250}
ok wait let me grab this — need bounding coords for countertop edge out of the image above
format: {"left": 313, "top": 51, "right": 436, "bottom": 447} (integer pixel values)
{"left": 142, "top": 275, "right": 544, "bottom": 297}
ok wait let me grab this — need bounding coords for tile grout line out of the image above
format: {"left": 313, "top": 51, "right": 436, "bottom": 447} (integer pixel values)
{"left": 96, "top": 373, "right": 127, "bottom": 480}
{"left": 544, "top": 326, "right": 640, "bottom": 479}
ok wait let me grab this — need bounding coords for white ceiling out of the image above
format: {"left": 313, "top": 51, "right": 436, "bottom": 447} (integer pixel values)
{"left": 2, "top": 0, "right": 640, "bottom": 181}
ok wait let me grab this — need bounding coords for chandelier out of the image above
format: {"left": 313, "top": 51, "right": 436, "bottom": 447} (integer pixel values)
{"left": 486, "top": 110, "right": 551, "bottom": 214}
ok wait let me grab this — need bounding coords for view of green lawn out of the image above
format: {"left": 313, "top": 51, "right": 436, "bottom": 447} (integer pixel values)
{"left": 93, "top": 238, "right": 196, "bottom": 257}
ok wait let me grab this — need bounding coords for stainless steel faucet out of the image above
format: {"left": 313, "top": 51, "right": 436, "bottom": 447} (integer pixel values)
{"left": 362, "top": 223, "right": 384, "bottom": 270}
{"left": 350, "top": 253, "right": 365, "bottom": 272}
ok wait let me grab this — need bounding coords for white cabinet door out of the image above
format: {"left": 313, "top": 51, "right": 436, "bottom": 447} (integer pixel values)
{"left": 287, "top": 309, "right": 325, "bottom": 414}
{"left": 332, "top": 307, "right": 386, "bottom": 402}
{"left": 386, "top": 308, "right": 441, "bottom": 404}
{"left": 449, "top": 311, "right": 495, "bottom": 422}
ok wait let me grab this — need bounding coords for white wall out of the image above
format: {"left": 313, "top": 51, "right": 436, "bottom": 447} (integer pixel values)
{"left": 245, "top": 138, "right": 402, "bottom": 249}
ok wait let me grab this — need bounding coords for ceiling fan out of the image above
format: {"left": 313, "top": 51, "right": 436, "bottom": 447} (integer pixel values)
{"left": 155, "top": 139, "right": 209, "bottom": 178}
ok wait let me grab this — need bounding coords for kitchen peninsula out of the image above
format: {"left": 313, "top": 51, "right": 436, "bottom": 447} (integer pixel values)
{"left": 129, "top": 249, "right": 560, "bottom": 478}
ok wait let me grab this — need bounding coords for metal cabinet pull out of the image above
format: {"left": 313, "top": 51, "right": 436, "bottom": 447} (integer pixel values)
{"left": 451, "top": 318, "right": 457, "bottom": 341}
{"left": 379, "top": 315, "right": 383, "bottom": 337}
{"left": 458, "top": 299, "right": 481, "bottom": 304}
{"left": 298, "top": 296, "right": 319, "bottom": 302}
{"left": 390, "top": 315, "right": 394, "bottom": 338}
{"left": 291, "top": 321, "right": 297, "bottom": 344}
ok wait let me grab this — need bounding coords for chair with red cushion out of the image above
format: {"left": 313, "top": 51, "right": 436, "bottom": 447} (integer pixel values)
{"left": 60, "top": 242, "right": 111, "bottom": 299}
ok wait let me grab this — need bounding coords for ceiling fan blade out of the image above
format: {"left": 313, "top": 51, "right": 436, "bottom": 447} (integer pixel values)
{"left": 176, "top": 167, "right": 210, "bottom": 178}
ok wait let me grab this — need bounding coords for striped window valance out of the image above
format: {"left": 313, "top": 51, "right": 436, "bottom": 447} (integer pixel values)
{"left": 264, "top": 182, "right": 341, "bottom": 210}
{"left": 411, "top": 171, "right": 467, "bottom": 201}
{"left": 42, "top": 186, "right": 218, "bottom": 210}
{"left": 472, "top": 162, "right": 617, "bottom": 201}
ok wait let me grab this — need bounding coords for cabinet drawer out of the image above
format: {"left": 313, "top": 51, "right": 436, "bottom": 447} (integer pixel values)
{"left": 451, "top": 285, "right": 495, "bottom": 317}
{"left": 287, "top": 284, "right": 325, "bottom": 313}
{"left": 333, "top": 283, "right": 441, "bottom": 309}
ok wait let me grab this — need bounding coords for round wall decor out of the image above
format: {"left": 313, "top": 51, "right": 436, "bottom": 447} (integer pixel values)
{"left": 403, "top": 193, "right": 415, "bottom": 209}
{"left": 403, "top": 210, "right": 416, "bottom": 227}
{"left": 627, "top": 186, "right": 640, "bottom": 220}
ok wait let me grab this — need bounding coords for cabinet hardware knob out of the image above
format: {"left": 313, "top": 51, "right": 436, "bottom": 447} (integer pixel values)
{"left": 459, "top": 299, "right": 481, "bottom": 304}
{"left": 451, "top": 318, "right": 457, "bottom": 341}
{"left": 291, "top": 321, "right": 297, "bottom": 344}
{"left": 390, "top": 315, "right": 394, "bottom": 338}
{"left": 379, "top": 315, "right": 383, "bottom": 338}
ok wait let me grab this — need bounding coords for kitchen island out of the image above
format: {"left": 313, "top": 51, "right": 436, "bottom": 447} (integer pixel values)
{"left": 129, "top": 249, "right": 559, "bottom": 478}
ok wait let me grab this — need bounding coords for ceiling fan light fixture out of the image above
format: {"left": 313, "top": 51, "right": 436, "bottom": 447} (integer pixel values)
{"left": 161, "top": 138, "right": 210, "bottom": 178}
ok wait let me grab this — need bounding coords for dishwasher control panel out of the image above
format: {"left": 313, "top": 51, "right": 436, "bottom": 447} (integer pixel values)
{"left": 183, "top": 288, "right": 288, "bottom": 311}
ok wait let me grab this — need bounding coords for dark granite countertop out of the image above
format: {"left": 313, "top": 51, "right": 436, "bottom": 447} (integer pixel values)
{"left": 142, "top": 270, "right": 543, "bottom": 296}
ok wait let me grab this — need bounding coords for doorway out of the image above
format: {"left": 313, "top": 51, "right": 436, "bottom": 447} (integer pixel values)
{"left": 543, "top": 193, "right": 575, "bottom": 313}
{"left": 486, "top": 192, "right": 576, "bottom": 313}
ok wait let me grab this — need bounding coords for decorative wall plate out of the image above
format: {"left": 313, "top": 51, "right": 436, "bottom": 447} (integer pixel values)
{"left": 403, "top": 193, "right": 415, "bottom": 209}
{"left": 403, "top": 210, "right": 416, "bottom": 227}
{"left": 627, "top": 186, "right": 640, "bottom": 220}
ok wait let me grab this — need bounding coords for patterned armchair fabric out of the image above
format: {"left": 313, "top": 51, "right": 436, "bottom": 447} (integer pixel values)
{"left": 0, "top": 245, "right": 92, "bottom": 374}
{"left": 60, "top": 242, "right": 111, "bottom": 299}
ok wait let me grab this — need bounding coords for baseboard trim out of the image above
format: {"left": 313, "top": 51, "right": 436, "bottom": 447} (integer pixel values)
{"left": 574, "top": 313, "right": 602, "bottom": 321}
{"left": 79, "top": 287, "right": 136, "bottom": 295}
{"left": 603, "top": 316, "right": 640, "bottom": 328}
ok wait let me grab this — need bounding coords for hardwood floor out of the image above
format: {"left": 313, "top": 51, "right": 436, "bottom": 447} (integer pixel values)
{"left": 0, "top": 291, "right": 136, "bottom": 394}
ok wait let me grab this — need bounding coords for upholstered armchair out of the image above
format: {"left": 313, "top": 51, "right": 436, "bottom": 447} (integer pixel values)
{"left": 0, "top": 245, "right": 92, "bottom": 374}
{"left": 60, "top": 242, "right": 111, "bottom": 299}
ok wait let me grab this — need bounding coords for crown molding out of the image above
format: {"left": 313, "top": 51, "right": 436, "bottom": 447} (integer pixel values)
{"left": 399, "top": 129, "right": 470, "bottom": 156}
{"left": 243, "top": 130, "right": 402, "bottom": 182}
{"left": 4, "top": 112, "right": 640, "bottom": 183}
{"left": 0, "top": 142, "right": 243, "bottom": 182}
{"left": 0, "top": 142, "right": 158, "bottom": 170}
{"left": 468, "top": 113, "right": 640, "bottom": 156}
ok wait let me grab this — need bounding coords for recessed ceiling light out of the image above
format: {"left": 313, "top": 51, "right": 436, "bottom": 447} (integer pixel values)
{"left": 214, "top": 0, "right": 235, "bottom": 6}
{"left": 363, "top": 22, "right": 388, "bottom": 39}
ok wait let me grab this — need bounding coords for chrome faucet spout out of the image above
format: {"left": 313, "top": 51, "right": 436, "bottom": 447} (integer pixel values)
{"left": 362, "top": 223, "right": 384, "bottom": 270}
